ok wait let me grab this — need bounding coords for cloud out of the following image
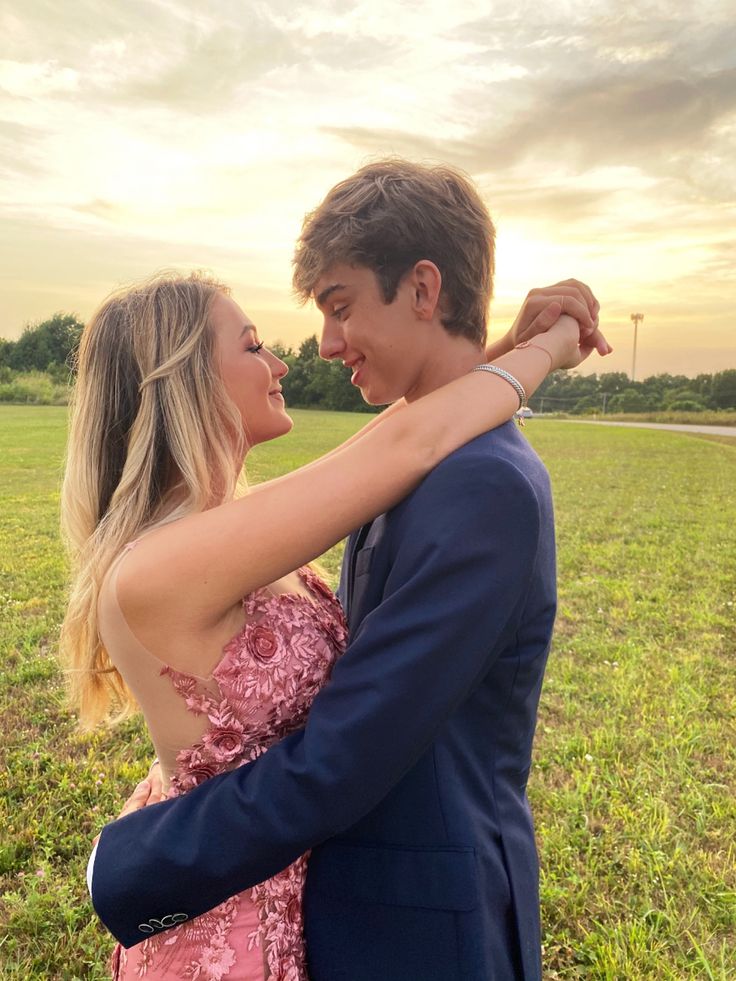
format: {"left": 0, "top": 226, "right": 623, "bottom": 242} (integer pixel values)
{"left": 0, "top": 58, "right": 79, "bottom": 98}
{"left": 327, "top": 66, "right": 736, "bottom": 183}
{"left": 484, "top": 184, "right": 612, "bottom": 224}
{"left": 0, "top": 1, "right": 404, "bottom": 115}
{"left": 116, "top": 15, "right": 403, "bottom": 112}
{"left": 448, "top": 8, "right": 735, "bottom": 171}
{"left": 72, "top": 198, "right": 127, "bottom": 221}
{"left": 0, "top": 119, "right": 47, "bottom": 177}
{"left": 323, "top": 6, "right": 736, "bottom": 236}
{"left": 481, "top": 70, "right": 735, "bottom": 171}
{"left": 676, "top": 239, "right": 736, "bottom": 286}
{"left": 0, "top": 0, "right": 733, "bottom": 376}
{"left": 321, "top": 125, "right": 451, "bottom": 163}
{"left": 120, "top": 23, "right": 299, "bottom": 110}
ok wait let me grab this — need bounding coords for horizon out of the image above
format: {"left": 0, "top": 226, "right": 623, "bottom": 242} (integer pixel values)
{"left": 1, "top": 1, "right": 734, "bottom": 378}
{"left": 5, "top": 314, "right": 734, "bottom": 385}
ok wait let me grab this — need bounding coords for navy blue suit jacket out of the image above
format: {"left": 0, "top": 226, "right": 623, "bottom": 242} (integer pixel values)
{"left": 92, "top": 422, "right": 556, "bottom": 980}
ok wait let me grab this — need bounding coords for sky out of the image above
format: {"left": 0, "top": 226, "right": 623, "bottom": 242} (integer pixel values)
{"left": 1, "top": 0, "right": 735, "bottom": 379}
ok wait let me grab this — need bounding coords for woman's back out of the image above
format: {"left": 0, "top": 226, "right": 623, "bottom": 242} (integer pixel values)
{"left": 98, "top": 545, "right": 347, "bottom": 980}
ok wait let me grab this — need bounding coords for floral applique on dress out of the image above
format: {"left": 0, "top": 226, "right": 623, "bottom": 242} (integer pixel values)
{"left": 111, "top": 568, "right": 347, "bottom": 981}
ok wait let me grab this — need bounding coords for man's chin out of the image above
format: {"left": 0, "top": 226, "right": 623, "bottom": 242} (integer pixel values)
{"left": 359, "top": 385, "right": 394, "bottom": 407}
{"left": 356, "top": 374, "right": 402, "bottom": 406}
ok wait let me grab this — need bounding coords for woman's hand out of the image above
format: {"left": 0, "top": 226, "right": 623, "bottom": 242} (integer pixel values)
{"left": 511, "top": 278, "right": 598, "bottom": 339}
{"left": 534, "top": 314, "right": 596, "bottom": 372}
{"left": 490, "top": 279, "right": 612, "bottom": 361}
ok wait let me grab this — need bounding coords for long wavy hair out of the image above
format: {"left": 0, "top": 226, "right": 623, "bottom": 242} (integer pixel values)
{"left": 60, "top": 272, "right": 244, "bottom": 728}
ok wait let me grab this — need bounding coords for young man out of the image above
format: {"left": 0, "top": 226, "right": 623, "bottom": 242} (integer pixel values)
{"left": 90, "top": 160, "right": 605, "bottom": 979}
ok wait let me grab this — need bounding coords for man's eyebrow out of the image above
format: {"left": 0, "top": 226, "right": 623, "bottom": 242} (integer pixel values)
{"left": 315, "top": 284, "right": 345, "bottom": 308}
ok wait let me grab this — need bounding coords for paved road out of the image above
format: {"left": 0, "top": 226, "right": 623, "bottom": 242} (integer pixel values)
{"left": 553, "top": 419, "right": 736, "bottom": 438}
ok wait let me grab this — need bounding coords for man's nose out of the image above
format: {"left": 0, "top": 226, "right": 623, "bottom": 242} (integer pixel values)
{"left": 319, "top": 320, "right": 345, "bottom": 361}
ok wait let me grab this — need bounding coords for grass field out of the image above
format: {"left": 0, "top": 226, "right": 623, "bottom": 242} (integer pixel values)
{"left": 1, "top": 404, "right": 734, "bottom": 979}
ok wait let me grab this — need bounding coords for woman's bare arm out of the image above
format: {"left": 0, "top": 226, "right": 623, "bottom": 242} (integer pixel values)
{"left": 118, "top": 318, "right": 582, "bottom": 632}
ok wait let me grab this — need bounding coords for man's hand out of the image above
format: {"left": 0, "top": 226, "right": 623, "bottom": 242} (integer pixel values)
{"left": 118, "top": 760, "right": 165, "bottom": 818}
{"left": 512, "top": 278, "right": 599, "bottom": 341}
{"left": 90, "top": 763, "right": 163, "bottom": 853}
{"left": 92, "top": 761, "right": 164, "bottom": 848}
{"left": 489, "top": 279, "right": 612, "bottom": 361}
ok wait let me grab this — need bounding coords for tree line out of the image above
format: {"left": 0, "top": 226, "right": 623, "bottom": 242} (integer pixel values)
{"left": 533, "top": 366, "right": 736, "bottom": 414}
{"left": 0, "top": 314, "right": 83, "bottom": 383}
{"left": 1, "top": 314, "right": 735, "bottom": 413}
{"left": 272, "top": 338, "right": 735, "bottom": 413}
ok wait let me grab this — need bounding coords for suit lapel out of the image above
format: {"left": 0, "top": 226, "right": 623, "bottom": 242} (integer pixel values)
{"left": 347, "top": 521, "right": 373, "bottom": 607}
{"left": 347, "top": 516, "right": 391, "bottom": 633}
{"left": 337, "top": 523, "right": 368, "bottom": 614}
{"left": 336, "top": 534, "right": 355, "bottom": 612}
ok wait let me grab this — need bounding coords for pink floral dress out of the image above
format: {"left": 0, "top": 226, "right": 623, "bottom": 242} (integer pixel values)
{"left": 108, "top": 567, "right": 347, "bottom": 981}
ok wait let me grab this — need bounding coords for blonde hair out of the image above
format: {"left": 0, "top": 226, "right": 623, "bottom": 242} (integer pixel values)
{"left": 60, "top": 272, "right": 244, "bottom": 728}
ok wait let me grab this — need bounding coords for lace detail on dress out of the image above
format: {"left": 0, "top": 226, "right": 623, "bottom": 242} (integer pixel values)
{"left": 113, "top": 898, "right": 241, "bottom": 980}
{"left": 248, "top": 855, "right": 310, "bottom": 981}
{"left": 112, "top": 568, "right": 346, "bottom": 981}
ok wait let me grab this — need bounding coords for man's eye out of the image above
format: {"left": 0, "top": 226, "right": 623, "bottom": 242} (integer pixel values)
{"left": 247, "top": 341, "right": 265, "bottom": 354}
{"left": 333, "top": 307, "right": 347, "bottom": 321}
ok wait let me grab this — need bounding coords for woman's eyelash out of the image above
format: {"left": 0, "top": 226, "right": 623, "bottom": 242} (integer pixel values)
{"left": 247, "top": 341, "right": 265, "bottom": 353}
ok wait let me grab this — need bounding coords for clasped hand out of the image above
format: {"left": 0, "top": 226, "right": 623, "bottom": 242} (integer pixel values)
{"left": 499, "top": 278, "right": 612, "bottom": 369}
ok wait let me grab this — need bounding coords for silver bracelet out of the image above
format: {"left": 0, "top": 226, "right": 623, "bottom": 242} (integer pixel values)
{"left": 471, "top": 364, "right": 527, "bottom": 411}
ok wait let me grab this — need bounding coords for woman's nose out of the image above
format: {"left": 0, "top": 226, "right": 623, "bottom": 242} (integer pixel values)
{"left": 267, "top": 349, "right": 289, "bottom": 378}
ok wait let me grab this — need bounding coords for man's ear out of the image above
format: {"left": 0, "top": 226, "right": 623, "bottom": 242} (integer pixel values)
{"left": 408, "top": 260, "right": 442, "bottom": 321}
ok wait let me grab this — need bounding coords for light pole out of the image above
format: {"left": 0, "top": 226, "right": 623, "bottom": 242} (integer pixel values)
{"left": 630, "top": 312, "right": 644, "bottom": 382}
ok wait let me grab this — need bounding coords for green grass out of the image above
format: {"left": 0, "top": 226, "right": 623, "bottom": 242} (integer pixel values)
{"left": 1, "top": 405, "right": 734, "bottom": 979}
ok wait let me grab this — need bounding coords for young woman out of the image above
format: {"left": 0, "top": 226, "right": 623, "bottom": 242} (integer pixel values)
{"left": 61, "top": 271, "right": 591, "bottom": 980}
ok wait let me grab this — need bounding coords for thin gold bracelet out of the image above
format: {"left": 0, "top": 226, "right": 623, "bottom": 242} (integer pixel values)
{"left": 515, "top": 340, "right": 554, "bottom": 371}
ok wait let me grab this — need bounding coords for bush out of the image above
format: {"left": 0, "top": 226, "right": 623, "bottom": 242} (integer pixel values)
{"left": 1, "top": 313, "right": 83, "bottom": 372}
{"left": 0, "top": 371, "right": 71, "bottom": 406}
{"left": 667, "top": 398, "right": 707, "bottom": 412}
{"left": 607, "top": 388, "right": 657, "bottom": 413}
{"left": 662, "top": 389, "right": 706, "bottom": 411}
{"left": 570, "top": 395, "right": 602, "bottom": 415}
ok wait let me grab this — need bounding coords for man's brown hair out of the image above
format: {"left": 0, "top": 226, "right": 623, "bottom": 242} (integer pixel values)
{"left": 292, "top": 159, "right": 495, "bottom": 345}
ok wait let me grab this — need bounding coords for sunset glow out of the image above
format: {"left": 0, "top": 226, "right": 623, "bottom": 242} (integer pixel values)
{"left": 2, "top": 0, "right": 734, "bottom": 377}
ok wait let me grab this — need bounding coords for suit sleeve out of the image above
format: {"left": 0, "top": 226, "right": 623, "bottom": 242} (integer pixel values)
{"left": 92, "top": 453, "right": 543, "bottom": 947}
